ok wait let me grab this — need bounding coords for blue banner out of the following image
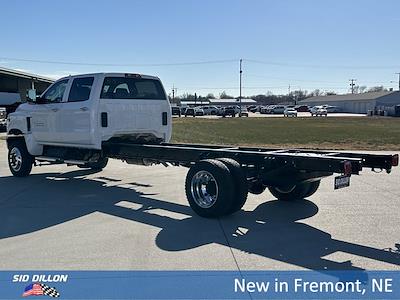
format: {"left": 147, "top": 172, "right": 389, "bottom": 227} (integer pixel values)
{"left": 0, "top": 271, "right": 399, "bottom": 299}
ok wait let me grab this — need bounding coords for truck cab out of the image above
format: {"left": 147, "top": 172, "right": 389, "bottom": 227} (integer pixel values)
{"left": 7, "top": 73, "right": 171, "bottom": 154}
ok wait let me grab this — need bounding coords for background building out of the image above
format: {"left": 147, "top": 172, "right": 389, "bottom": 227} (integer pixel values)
{"left": 301, "top": 91, "right": 400, "bottom": 114}
{"left": 0, "top": 67, "right": 54, "bottom": 113}
{"left": 208, "top": 98, "right": 256, "bottom": 106}
{"left": 180, "top": 98, "right": 256, "bottom": 107}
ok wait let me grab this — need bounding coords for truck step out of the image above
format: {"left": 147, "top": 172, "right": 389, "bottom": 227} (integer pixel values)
{"left": 36, "top": 156, "right": 88, "bottom": 165}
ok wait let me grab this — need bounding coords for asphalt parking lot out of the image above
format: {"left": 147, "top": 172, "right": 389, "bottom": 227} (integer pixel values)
{"left": 0, "top": 140, "right": 399, "bottom": 270}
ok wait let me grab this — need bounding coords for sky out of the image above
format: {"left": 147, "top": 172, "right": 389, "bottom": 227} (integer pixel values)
{"left": 1, "top": 0, "right": 400, "bottom": 97}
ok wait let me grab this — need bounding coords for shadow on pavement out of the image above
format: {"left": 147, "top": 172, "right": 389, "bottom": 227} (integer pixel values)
{"left": 0, "top": 170, "right": 399, "bottom": 271}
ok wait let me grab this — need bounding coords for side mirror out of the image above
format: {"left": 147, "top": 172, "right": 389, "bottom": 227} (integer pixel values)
{"left": 27, "top": 89, "right": 37, "bottom": 103}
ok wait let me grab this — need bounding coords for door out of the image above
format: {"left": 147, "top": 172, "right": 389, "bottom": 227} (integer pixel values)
{"left": 31, "top": 79, "right": 69, "bottom": 143}
{"left": 57, "top": 76, "right": 96, "bottom": 145}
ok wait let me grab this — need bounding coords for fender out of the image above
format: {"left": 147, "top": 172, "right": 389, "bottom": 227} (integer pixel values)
{"left": 7, "top": 111, "right": 43, "bottom": 156}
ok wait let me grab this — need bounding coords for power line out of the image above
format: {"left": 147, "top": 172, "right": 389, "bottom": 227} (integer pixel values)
{"left": 2, "top": 56, "right": 399, "bottom": 70}
{"left": 0, "top": 57, "right": 238, "bottom": 67}
{"left": 245, "top": 73, "right": 343, "bottom": 84}
{"left": 244, "top": 58, "right": 400, "bottom": 70}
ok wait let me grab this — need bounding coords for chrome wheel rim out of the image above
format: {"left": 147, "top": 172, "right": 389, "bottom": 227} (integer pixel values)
{"left": 275, "top": 185, "right": 296, "bottom": 193}
{"left": 191, "top": 170, "right": 218, "bottom": 208}
{"left": 9, "top": 147, "right": 22, "bottom": 172}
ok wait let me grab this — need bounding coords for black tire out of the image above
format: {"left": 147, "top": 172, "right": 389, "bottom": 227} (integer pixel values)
{"left": 303, "top": 180, "right": 321, "bottom": 198}
{"left": 185, "top": 159, "right": 235, "bottom": 218}
{"left": 216, "top": 158, "right": 248, "bottom": 214}
{"left": 80, "top": 157, "right": 109, "bottom": 171}
{"left": 7, "top": 139, "right": 33, "bottom": 177}
{"left": 268, "top": 183, "right": 311, "bottom": 201}
{"left": 248, "top": 181, "right": 266, "bottom": 195}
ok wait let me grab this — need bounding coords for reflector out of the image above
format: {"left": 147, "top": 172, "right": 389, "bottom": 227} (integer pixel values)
{"left": 343, "top": 161, "right": 352, "bottom": 175}
{"left": 392, "top": 154, "right": 399, "bottom": 166}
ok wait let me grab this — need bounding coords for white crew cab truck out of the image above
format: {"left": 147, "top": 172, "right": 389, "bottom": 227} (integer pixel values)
{"left": 6, "top": 73, "right": 398, "bottom": 218}
{"left": 7, "top": 73, "right": 171, "bottom": 172}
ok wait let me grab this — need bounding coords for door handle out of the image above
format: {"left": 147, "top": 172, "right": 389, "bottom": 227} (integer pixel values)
{"left": 80, "top": 107, "right": 89, "bottom": 111}
{"left": 51, "top": 108, "right": 59, "bottom": 112}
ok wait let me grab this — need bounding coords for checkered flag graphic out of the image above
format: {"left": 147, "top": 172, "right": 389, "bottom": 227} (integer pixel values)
{"left": 40, "top": 284, "right": 60, "bottom": 298}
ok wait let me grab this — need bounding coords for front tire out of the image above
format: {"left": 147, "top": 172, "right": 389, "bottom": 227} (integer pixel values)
{"left": 185, "top": 159, "right": 235, "bottom": 218}
{"left": 8, "top": 139, "right": 33, "bottom": 177}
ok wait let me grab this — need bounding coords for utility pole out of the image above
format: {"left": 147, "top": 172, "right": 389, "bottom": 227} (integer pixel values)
{"left": 349, "top": 79, "right": 357, "bottom": 94}
{"left": 396, "top": 73, "right": 400, "bottom": 91}
{"left": 239, "top": 58, "right": 242, "bottom": 117}
{"left": 172, "top": 86, "right": 177, "bottom": 103}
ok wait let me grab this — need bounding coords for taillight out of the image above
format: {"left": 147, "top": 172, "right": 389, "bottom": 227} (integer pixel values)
{"left": 343, "top": 161, "right": 352, "bottom": 175}
{"left": 392, "top": 154, "right": 399, "bottom": 166}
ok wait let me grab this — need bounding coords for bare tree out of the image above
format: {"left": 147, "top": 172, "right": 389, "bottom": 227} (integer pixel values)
{"left": 368, "top": 86, "right": 387, "bottom": 92}
{"left": 220, "top": 91, "right": 234, "bottom": 99}
{"left": 206, "top": 93, "right": 215, "bottom": 99}
{"left": 359, "top": 86, "right": 367, "bottom": 93}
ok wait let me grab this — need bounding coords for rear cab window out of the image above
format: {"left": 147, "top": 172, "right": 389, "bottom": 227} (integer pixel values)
{"left": 100, "top": 76, "right": 166, "bottom": 100}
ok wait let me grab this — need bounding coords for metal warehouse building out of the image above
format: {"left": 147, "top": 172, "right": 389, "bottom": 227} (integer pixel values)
{"left": 180, "top": 98, "right": 257, "bottom": 107}
{"left": 0, "top": 67, "right": 53, "bottom": 113}
{"left": 300, "top": 91, "right": 400, "bottom": 114}
{"left": 208, "top": 98, "right": 257, "bottom": 106}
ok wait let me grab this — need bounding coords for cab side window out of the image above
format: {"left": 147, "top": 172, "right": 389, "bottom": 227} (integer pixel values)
{"left": 68, "top": 77, "right": 94, "bottom": 102}
{"left": 42, "top": 79, "right": 69, "bottom": 103}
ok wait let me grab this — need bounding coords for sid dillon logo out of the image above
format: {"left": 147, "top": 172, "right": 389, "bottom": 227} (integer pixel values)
{"left": 13, "top": 274, "right": 67, "bottom": 298}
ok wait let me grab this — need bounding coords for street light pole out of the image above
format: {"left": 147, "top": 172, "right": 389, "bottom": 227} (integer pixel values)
{"left": 239, "top": 58, "right": 242, "bottom": 117}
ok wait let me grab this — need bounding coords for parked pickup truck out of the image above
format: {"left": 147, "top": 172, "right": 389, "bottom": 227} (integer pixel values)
{"left": 6, "top": 73, "right": 399, "bottom": 218}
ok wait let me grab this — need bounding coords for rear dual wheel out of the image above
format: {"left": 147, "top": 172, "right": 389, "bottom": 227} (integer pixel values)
{"left": 79, "top": 157, "right": 109, "bottom": 171}
{"left": 268, "top": 180, "right": 320, "bottom": 201}
{"left": 185, "top": 158, "right": 248, "bottom": 218}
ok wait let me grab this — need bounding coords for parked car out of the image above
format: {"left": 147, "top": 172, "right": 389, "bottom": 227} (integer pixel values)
{"left": 180, "top": 105, "right": 188, "bottom": 115}
{"left": 201, "top": 106, "right": 219, "bottom": 115}
{"left": 295, "top": 105, "right": 310, "bottom": 112}
{"left": 171, "top": 106, "right": 181, "bottom": 117}
{"left": 184, "top": 108, "right": 196, "bottom": 117}
{"left": 284, "top": 108, "right": 298, "bottom": 117}
{"left": 273, "top": 106, "right": 285, "bottom": 114}
{"left": 310, "top": 106, "right": 328, "bottom": 117}
{"left": 220, "top": 106, "right": 239, "bottom": 117}
{"left": 194, "top": 107, "right": 205, "bottom": 116}
{"left": 260, "top": 105, "right": 274, "bottom": 114}
{"left": 239, "top": 107, "right": 249, "bottom": 117}
{"left": 322, "top": 105, "right": 340, "bottom": 113}
{"left": 247, "top": 105, "right": 259, "bottom": 113}
{"left": 259, "top": 106, "right": 268, "bottom": 114}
